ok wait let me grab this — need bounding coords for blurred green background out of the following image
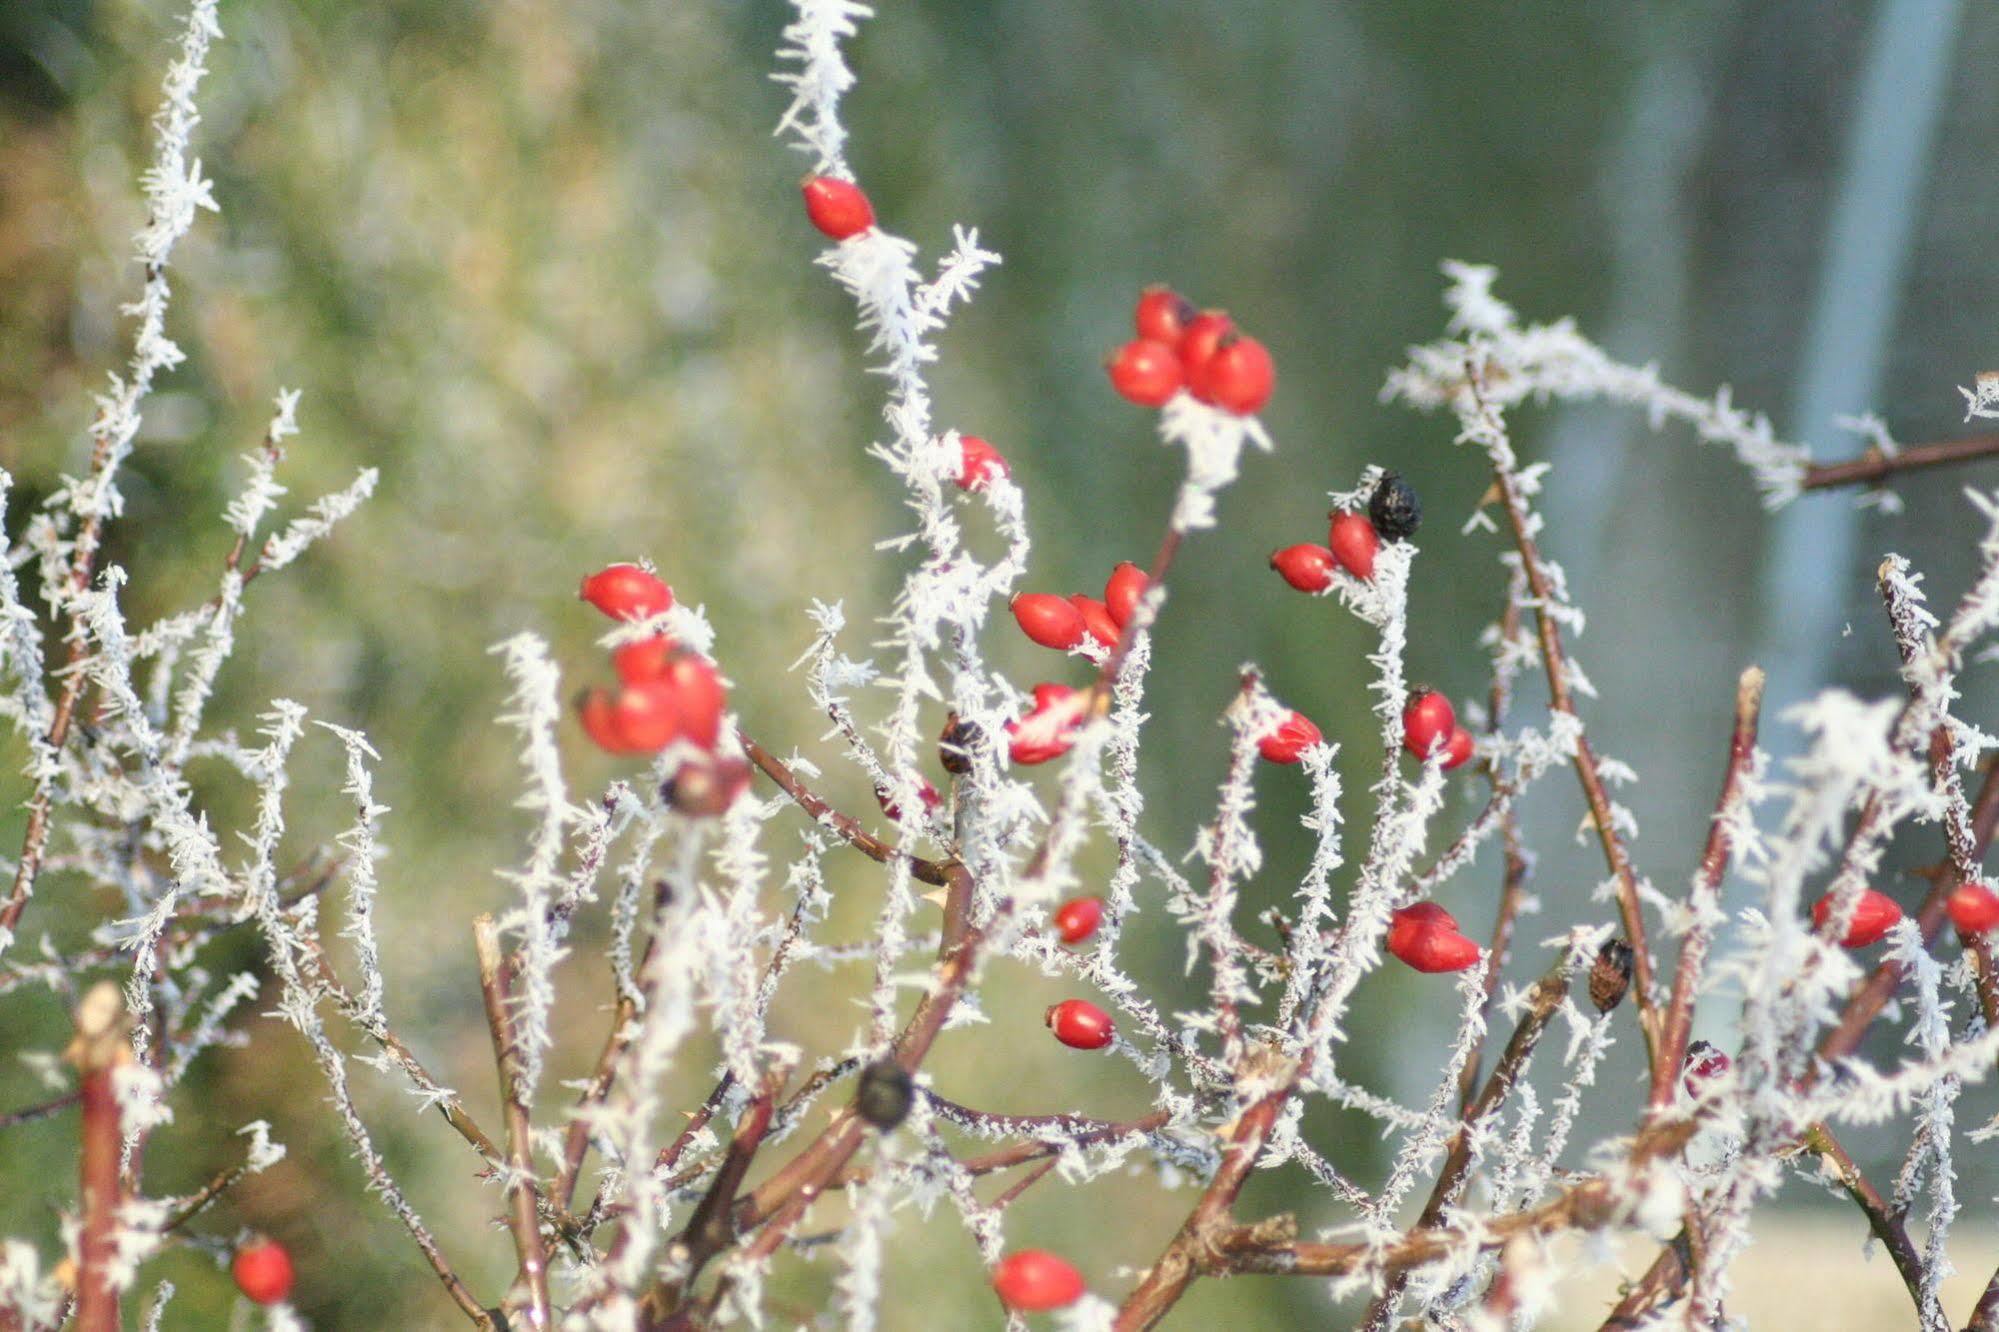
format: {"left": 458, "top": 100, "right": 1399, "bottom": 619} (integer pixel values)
{"left": 4, "top": 0, "right": 1999, "bottom": 1326}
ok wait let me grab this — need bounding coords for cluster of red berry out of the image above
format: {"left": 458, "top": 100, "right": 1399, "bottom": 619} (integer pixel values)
{"left": 1270, "top": 470, "right": 1418, "bottom": 592}
{"left": 572, "top": 565, "right": 749, "bottom": 814}
{"left": 1005, "top": 564, "right": 1150, "bottom": 766}
{"left": 1807, "top": 879, "right": 1999, "bottom": 948}
{"left": 1106, "top": 284, "right": 1274, "bottom": 415}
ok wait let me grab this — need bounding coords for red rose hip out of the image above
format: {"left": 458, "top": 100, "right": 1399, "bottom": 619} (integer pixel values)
{"left": 1012, "top": 593, "right": 1087, "bottom": 651}
{"left": 1387, "top": 901, "right": 1458, "bottom": 958}
{"left": 957, "top": 435, "right": 1009, "bottom": 491}
{"left": 1104, "top": 561, "right": 1148, "bottom": 628}
{"left": 1053, "top": 896, "right": 1104, "bottom": 945}
{"left": 1391, "top": 925, "right": 1481, "bottom": 973}
{"left": 612, "top": 680, "right": 682, "bottom": 752}
{"left": 993, "top": 1249, "right": 1086, "bottom": 1312}
{"left": 1949, "top": 881, "right": 1999, "bottom": 934}
{"left": 1441, "top": 726, "right": 1475, "bottom": 771}
{"left": 1192, "top": 332, "right": 1275, "bottom": 415}
{"left": 612, "top": 635, "right": 674, "bottom": 685}
{"left": 1134, "top": 284, "right": 1195, "bottom": 343}
{"left": 1070, "top": 595, "right": 1121, "bottom": 649}
{"left": 578, "top": 688, "right": 629, "bottom": 754}
{"left": 1328, "top": 511, "right": 1379, "bottom": 581}
{"left": 1046, "top": 999, "right": 1113, "bottom": 1050}
{"left": 1176, "top": 310, "right": 1234, "bottom": 392}
{"left": 1403, "top": 690, "right": 1457, "bottom": 760}
{"left": 1682, "top": 1040, "right": 1730, "bottom": 1097}
{"left": 1810, "top": 888, "right": 1903, "bottom": 947}
{"left": 580, "top": 564, "right": 672, "bottom": 621}
{"left": 232, "top": 1239, "right": 295, "bottom": 1305}
{"left": 1106, "top": 338, "right": 1184, "bottom": 407}
{"left": 800, "top": 175, "right": 875, "bottom": 240}
{"left": 1258, "top": 710, "right": 1322, "bottom": 764}
{"left": 1270, "top": 544, "right": 1336, "bottom": 593}
{"left": 662, "top": 654, "right": 726, "bottom": 751}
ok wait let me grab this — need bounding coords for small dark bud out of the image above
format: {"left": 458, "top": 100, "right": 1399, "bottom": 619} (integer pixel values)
{"left": 1588, "top": 938, "right": 1634, "bottom": 1013}
{"left": 854, "top": 1059, "right": 915, "bottom": 1130}
{"left": 1368, "top": 471, "right": 1422, "bottom": 542}
{"left": 938, "top": 713, "right": 982, "bottom": 776}
{"left": 664, "top": 757, "right": 752, "bottom": 817}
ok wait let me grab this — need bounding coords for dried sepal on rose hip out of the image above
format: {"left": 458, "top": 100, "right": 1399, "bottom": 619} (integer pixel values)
{"left": 956, "top": 435, "right": 1009, "bottom": 491}
{"left": 1948, "top": 880, "right": 1999, "bottom": 934}
{"left": 1052, "top": 895, "right": 1104, "bottom": 945}
{"left": 1588, "top": 939, "right": 1634, "bottom": 1013}
{"left": 232, "top": 1237, "right": 295, "bottom": 1305}
{"left": 1368, "top": 471, "right": 1422, "bottom": 542}
{"left": 1011, "top": 592, "right": 1088, "bottom": 651}
{"left": 1257, "top": 710, "right": 1322, "bottom": 764}
{"left": 1045, "top": 998, "right": 1114, "bottom": 1050}
{"left": 800, "top": 174, "right": 875, "bottom": 240}
{"left": 1106, "top": 338, "right": 1184, "bottom": 407}
{"left": 992, "top": 1249, "right": 1086, "bottom": 1313}
{"left": 1810, "top": 887, "right": 1903, "bottom": 947}
{"left": 580, "top": 563, "right": 672, "bottom": 621}
{"left": 1327, "top": 511, "right": 1379, "bottom": 580}
{"left": 854, "top": 1059, "right": 915, "bottom": 1130}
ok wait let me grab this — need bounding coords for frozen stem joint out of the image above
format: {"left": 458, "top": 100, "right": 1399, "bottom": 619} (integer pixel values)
{"left": 1046, "top": 999, "right": 1113, "bottom": 1050}
{"left": 993, "top": 1250, "right": 1086, "bottom": 1312}
{"left": 800, "top": 174, "right": 874, "bottom": 239}
{"left": 1811, "top": 888, "right": 1903, "bottom": 947}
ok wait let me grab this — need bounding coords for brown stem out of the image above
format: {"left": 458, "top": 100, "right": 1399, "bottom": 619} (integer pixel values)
{"left": 1652, "top": 666, "right": 1764, "bottom": 1107}
{"left": 1217, "top": 1119, "right": 1698, "bottom": 1280}
{"left": 1801, "top": 433, "right": 1999, "bottom": 492}
{"left": 69, "top": 984, "right": 130, "bottom": 1332}
{"left": 474, "top": 917, "right": 552, "bottom": 1331}
{"left": 0, "top": 1089, "right": 81, "bottom": 1129}
{"left": 1800, "top": 1123, "right": 1934, "bottom": 1325}
{"left": 738, "top": 731, "right": 951, "bottom": 888}
{"left": 1112, "top": 1075, "right": 1290, "bottom": 1332}
{"left": 1476, "top": 379, "right": 1661, "bottom": 1074}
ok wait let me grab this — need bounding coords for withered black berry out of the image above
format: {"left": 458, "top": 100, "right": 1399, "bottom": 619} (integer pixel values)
{"left": 854, "top": 1059, "right": 915, "bottom": 1130}
{"left": 1588, "top": 938, "right": 1634, "bottom": 1013}
{"left": 1368, "top": 472, "right": 1422, "bottom": 542}
{"left": 938, "top": 713, "right": 982, "bottom": 776}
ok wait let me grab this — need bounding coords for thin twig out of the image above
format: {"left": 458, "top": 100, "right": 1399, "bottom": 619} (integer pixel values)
{"left": 474, "top": 916, "right": 553, "bottom": 1331}
{"left": 1801, "top": 433, "right": 1999, "bottom": 492}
